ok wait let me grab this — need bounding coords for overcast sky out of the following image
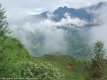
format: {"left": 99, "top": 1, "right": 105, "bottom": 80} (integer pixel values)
{"left": 1, "top": 0, "right": 107, "bottom": 19}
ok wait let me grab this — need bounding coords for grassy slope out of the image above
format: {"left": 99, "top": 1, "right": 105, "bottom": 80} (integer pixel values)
{"left": 33, "top": 54, "right": 107, "bottom": 80}
{"left": 0, "top": 37, "right": 31, "bottom": 65}
{"left": 0, "top": 36, "right": 31, "bottom": 77}
{"left": 33, "top": 55, "right": 87, "bottom": 80}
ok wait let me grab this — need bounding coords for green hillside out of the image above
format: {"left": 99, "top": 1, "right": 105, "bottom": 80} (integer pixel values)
{"left": 33, "top": 55, "right": 87, "bottom": 80}
{"left": 0, "top": 36, "right": 107, "bottom": 79}
{"left": 0, "top": 36, "right": 31, "bottom": 77}
{"left": 33, "top": 54, "right": 107, "bottom": 80}
{"left": 0, "top": 37, "right": 30, "bottom": 63}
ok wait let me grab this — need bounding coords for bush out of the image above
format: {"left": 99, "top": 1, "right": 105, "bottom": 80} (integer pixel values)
{"left": 18, "top": 62, "right": 65, "bottom": 80}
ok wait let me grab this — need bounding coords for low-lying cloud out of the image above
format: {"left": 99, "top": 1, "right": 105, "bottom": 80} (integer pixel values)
{"left": 4, "top": 2, "right": 107, "bottom": 56}
{"left": 90, "top": 5, "right": 107, "bottom": 51}
{"left": 9, "top": 14, "right": 87, "bottom": 56}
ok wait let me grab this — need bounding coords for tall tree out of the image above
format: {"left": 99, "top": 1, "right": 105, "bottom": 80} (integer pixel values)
{"left": 87, "top": 41, "right": 105, "bottom": 80}
{"left": 0, "top": 5, "right": 9, "bottom": 36}
{"left": 0, "top": 4, "right": 11, "bottom": 68}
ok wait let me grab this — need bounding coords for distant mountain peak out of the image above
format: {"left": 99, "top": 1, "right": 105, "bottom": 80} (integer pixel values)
{"left": 63, "top": 6, "right": 68, "bottom": 9}
{"left": 95, "top": 2, "right": 107, "bottom": 8}
{"left": 57, "top": 6, "right": 68, "bottom": 9}
{"left": 98, "top": 2, "right": 107, "bottom": 6}
{"left": 88, "top": 1, "right": 107, "bottom": 10}
{"left": 22, "top": 2, "right": 107, "bottom": 24}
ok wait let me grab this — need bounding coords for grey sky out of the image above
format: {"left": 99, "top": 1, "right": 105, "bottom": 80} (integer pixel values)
{"left": 1, "top": 0, "right": 107, "bottom": 19}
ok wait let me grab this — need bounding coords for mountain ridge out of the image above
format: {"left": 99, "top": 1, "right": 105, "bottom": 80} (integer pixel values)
{"left": 17, "top": 1, "right": 107, "bottom": 26}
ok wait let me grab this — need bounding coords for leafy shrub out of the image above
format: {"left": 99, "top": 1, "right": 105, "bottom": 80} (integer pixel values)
{"left": 18, "top": 62, "right": 65, "bottom": 80}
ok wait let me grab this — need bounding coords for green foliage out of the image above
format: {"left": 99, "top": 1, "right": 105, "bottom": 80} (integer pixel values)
{"left": 17, "top": 62, "right": 64, "bottom": 80}
{"left": 0, "top": 5, "right": 10, "bottom": 36}
{"left": 35, "top": 55, "right": 87, "bottom": 80}
{"left": 0, "top": 5, "right": 30, "bottom": 78}
{"left": 0, "top": 37, "right": 30, "bottom": 77}
{"left": 86, "top": 41, "right": 105, "bottom": 80}
{"left": 0, "top": 4, "right": 9, "bottom": 61}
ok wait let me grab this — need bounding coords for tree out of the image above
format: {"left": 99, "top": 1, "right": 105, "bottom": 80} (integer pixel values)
{"left": 0, "top": 4, "right": 10, "bottom": 37}
{"left": 0, "top": 4, "right": 11, "bottom": 77}
{"left": 86, "top": 41, "right": 105, "bottom": 80}
{"left": 0, "top": 4, "right": 10, "bottom": 60}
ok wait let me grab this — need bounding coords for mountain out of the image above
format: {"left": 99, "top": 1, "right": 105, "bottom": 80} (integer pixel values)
{"left": 11, "top": 2, "right": 107, "bottom": 56}
{"left": 25, "top": 6, "right": 91, "bottom": 22}
{"left": 52, "top": 6, "right": 91, "bottom": 22}
{"left": 87, "top": 2, "right": 107, "bottom": 10}
{"left": 24, "top": 2, "right": 106, "bottom": 22}
{"left": 19, "top": 2, "right": 107, "bottom": 28}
